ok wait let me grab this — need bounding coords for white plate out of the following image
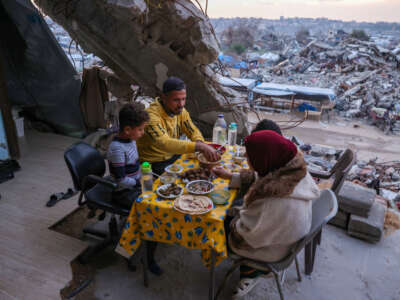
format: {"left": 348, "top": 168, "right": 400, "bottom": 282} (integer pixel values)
{"left": 173, "top": 195, "right": 213, "bottom": 215}
{"left": 165, "top": 164, "right": 184, "bottom": 175}
{"left": 185, "top": 180, "right": 214, "bottom": 195}
{"left": 156, "top": 184, "right": 184, "bottom": 199}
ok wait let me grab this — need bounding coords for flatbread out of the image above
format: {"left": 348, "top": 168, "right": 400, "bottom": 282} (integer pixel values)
{"left": 174, "top": 195, "right": 212, "bottom": 214}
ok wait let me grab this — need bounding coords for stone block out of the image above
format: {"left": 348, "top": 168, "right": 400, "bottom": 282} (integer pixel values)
{"left": 328, "top": 209, "right": 349, "bottom": 229}
{"left": 347, "top": 201, "right": 386, "bottom": 243}
{"left": 338, "top": 181, "right": 376, "bottom": 217}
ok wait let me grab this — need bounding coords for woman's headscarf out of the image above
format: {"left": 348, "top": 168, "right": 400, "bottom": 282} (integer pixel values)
{"left": 244, "top": 130, "right": 298, "bottom": 177}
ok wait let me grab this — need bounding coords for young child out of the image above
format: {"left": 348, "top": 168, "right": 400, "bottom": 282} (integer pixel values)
{"left": 107, "top": 102, "right": 149, "bottom": 209}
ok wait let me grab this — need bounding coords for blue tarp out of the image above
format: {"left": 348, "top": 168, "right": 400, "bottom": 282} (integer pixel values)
{"left": 253, "top": 82, "right": 336, "bottom": 102}
{"left": 218, "top": 54, "right": 248, "bottom": 69}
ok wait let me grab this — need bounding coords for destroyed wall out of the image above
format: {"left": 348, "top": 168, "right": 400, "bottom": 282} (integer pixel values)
{"left": 35, "top": 0, "right": 247, "bottom": 136}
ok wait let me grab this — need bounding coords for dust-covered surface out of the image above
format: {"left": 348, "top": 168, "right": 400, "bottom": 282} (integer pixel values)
{"left": 72, "top": 225, "right": 400, "bottom": 300}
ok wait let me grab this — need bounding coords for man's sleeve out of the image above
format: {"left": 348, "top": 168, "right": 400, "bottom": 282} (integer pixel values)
{"left": 181, "top": 110, "right": 204, "bottom": 142}
{"left": 145, "top": 112, "right": 197, "bottom": 154}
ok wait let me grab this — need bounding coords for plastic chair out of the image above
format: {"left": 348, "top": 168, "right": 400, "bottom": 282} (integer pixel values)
{"left": 216, "top": 189, "right": 338, "bottom": 300}
{"left": 309, "top": 148, "right": 356, "bottom": 194}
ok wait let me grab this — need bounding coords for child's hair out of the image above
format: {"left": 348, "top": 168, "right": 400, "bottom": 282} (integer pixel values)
{"left": 252, "top": 119, "right": 282, "bottom": 135}
{"left": 119, "top": 102, "right": 149, "bottom": 131}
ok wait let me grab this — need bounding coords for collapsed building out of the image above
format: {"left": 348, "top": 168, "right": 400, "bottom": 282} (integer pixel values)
{"left": 33, "top": 0, "right": 249, "bottom": 137}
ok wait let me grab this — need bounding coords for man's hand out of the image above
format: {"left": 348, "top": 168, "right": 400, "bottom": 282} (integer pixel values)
{"left": 211, "top": 166, "right": 232, "bottom": 180}
{"left": 195, "top": 141, "right": 220, "bottom": 162}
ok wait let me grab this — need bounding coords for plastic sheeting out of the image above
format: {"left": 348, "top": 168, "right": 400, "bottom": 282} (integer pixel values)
{"left": 0, "top": 0, "right": 86, "bottom": 137}
{"left": 253, "top": 82, "right": 336, "bottom": 102}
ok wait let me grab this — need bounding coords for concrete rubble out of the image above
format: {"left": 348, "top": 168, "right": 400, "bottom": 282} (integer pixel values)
{"left": 212, "top": 19, "right": 400, "bottom": 134}
{"left": 291, "top": 138, "right": 399, "bottom": 243}
{"left": 36, "top": 0, "right": 249, "bottom": 137}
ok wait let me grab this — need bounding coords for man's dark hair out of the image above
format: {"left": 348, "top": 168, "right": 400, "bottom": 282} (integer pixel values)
{"left": 162, "top": 77, "right": 186, "bottom": 94}
{"left": 252, "top": 119, "right": 282, "bottom": 135}
{"left": 119, "top": 102, "right": 149, "bottom": 131}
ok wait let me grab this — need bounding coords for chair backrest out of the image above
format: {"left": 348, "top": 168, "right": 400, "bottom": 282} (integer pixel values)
{"left": 64, "top": 142, "right": 106, "bottom": 191}
{"left": 268, "top": 189, "right": 338, "bottom": 270}
{"left": 306, "top": 189, "right": 338, "bottom": 242}
{"left": 331, "top": 149, "right": 356, "bottom": 193}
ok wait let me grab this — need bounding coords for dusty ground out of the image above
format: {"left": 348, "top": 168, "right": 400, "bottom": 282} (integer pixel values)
{"left": 248, "top": 111, "right": 400, "bottom": 162}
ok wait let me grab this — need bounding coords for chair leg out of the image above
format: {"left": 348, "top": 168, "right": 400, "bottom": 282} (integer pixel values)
{"left": 280, "top": 270, "right": 287, "bottom": 285}
{"left": 316, "top": 230, "right": 322, "bottom": 245}
{"left": 215, "top": 260, "right": 242, "bottom": 300}
{"left": 295, "top": 256, "right": 302, "bottom": 282}
{"left": 304, "top": 241, "right": 313, "bottom": 275}
{"left": 310, "top": 235, "right": 319, "bottom": 274}
{"left": 273, "top": 271, "right": 285, "bottom": 300}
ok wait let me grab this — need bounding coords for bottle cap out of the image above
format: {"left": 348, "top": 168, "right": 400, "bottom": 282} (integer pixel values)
{"left": 218, "top": 114, "right": 224, "bottom": 118}
{"left": 141, "top": 161, "right": 152, "bottom": 173}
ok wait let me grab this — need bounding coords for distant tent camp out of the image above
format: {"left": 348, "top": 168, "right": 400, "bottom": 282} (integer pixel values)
{"left": 0, "top": 0, "right": 86, "bottom": 139}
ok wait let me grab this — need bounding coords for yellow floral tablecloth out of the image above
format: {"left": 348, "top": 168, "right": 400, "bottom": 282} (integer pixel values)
{"left": 116, "top": 147, "right": 247, "bottom": 267}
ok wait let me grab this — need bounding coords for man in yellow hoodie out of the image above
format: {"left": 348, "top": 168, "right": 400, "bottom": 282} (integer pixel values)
{"left": 138, "top": 77, "right": 219, "bottom": 176}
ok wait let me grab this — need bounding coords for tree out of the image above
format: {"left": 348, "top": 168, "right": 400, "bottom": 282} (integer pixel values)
{"left": 231, "top": 43, "right": 246, "bottom": 55}
{"left": 350, "top": 29, "right": 370, "bottom": 41}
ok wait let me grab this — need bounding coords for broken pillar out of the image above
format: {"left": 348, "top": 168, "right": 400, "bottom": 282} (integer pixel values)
{"left": 338, "top": 181, "right": 376, "bottom": 217}
{"left": 35, "top": 0, "right": 248, "bottom": 136}
{"left": 347, "top": 201, "right": 386, "bottom": 243}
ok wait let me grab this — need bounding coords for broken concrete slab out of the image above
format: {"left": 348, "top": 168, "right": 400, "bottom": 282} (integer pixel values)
{"left": 338, "top": 181, "right": 376, "bottom": 217}
{"left": 35, "top": 0, "right": 248, "bottom": 137}
{"left": 348, "top": 201, "right": 386, "bottom": 243}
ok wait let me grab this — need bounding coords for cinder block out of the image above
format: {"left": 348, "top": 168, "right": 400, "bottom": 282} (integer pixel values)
{"left": 347, "top": 201, "right": 386, "bottom": 243}
{"left": 338, "top": 181, "right": 376, "bottom": 217}
{"left": 328, "top": 209, "right": 349, "bottom": 229}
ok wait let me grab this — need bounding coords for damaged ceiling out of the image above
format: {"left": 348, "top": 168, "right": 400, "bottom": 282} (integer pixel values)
{"left": 34, "top": 0, "right": 247, "bottom": 134}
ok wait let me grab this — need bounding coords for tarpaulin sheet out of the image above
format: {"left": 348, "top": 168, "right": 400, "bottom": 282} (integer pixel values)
{"left": 254, "top": 82, "right": 336, "bottom": 102}
{"left": 0, "top": 0, "right": 86, "bottom": 137}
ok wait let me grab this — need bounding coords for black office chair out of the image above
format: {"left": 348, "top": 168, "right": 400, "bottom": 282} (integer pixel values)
{"left": 64, "top": 141, "right": 131, "bottom": 263}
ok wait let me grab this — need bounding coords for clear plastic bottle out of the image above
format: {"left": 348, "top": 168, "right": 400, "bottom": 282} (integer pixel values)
{"left": 227, "top": 122, "right": 237, "bottom": 146}
{"left": 212, "top": 114, "right": 227, "bottom": 144}
{"left": 140, "top": 162, "right": 153, "bottom": 196}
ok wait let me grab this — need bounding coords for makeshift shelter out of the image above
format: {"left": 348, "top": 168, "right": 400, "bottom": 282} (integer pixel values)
{"left": 0, "top": 0, "right": 86, "bottom": 146}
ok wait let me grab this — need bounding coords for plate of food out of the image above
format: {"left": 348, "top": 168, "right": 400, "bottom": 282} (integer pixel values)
{"left": 173, "top": 194, "right": 213, "bottom": 215}
{"left": 165, "top": 164, "right": 184, "bottom": 175}
{"left": 186, "top": 180, "right": 214, "bottom": 195}
{"left": 180, "top": 167, "right": 215, "bottom": 183}
{"left": 156, "top": 183, "right": 184, "bottom": 199}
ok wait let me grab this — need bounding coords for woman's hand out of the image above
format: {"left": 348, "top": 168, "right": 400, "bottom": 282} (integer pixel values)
{"left": 211, "top": 166, "right": 232, "bottom": 180}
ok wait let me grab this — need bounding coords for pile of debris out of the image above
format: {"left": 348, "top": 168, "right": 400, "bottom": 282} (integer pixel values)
{"left": 292, "top": 138, "right": 400, "bottom": 243}
{"left": 232, "top": 37, "right": 400, "bottom": 133}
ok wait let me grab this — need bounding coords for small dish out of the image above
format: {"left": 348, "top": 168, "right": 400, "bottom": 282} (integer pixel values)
{"left": 165, "top": 164, "right": 184, "bottom": 175}
{"left": 197, "top": 152, "right": 221, "bottom": 169}
{"left": 156, "top": 183, "right": 184, "bottom": 199}
{"left": 186, "top": 180, "right": 214, "bottom": 195}
{"left": 160, "top": 174, "right": 176, "bottom": 185}
{"left": 209, "top": 190, "right": 230, "bottom": 205}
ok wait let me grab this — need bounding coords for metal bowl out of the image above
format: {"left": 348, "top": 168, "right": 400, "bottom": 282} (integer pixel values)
{"left": 185, "top": 180, "right": 214, "bottom": 195}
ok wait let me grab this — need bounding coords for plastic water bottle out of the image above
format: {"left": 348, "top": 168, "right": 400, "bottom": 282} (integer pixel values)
{"left": 212, "top": 114, "right": 227, "bottom": 144}
{"left": 227, "top": 123, "right": 237, "bottom": 146}
{"left": 140, "top": 162, "right": 153, "bottom": 196}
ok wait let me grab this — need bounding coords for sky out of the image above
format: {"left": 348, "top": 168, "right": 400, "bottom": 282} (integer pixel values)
{"left": 198, "top": 0, "right": 400, "bottom": 23}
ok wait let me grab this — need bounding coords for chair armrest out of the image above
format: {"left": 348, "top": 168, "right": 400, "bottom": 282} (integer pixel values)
{"left": 87, "top": 175, "right": 118, "bottom": 190}
{"left": 308, "top": 169, "right": 332, "bottom": 179}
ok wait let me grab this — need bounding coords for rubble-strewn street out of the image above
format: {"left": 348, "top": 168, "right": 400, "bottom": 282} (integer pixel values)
{"left": 212, "top": 18, "right": 400, "bottom": 134}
